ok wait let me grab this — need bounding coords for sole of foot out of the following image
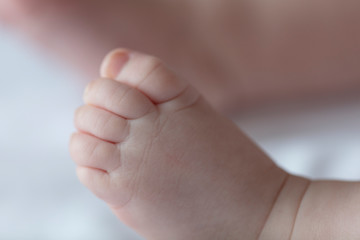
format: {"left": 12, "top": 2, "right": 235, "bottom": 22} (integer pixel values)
{"left": 69, "top": 48, "right": 310, "bottom": 239}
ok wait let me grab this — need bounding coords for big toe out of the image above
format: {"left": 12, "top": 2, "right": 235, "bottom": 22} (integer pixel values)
{"left": 100, "top": 48, "right": 197, "bottom": 106}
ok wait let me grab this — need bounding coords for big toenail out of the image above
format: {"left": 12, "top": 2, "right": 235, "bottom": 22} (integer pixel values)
{"left": 100, "top": 49, "right": 130, "bottom": 79}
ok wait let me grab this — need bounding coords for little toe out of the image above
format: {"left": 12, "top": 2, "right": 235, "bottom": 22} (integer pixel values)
{"left": 84, "top": 78, "right": 155, "bottom": 119}
{"left": 70, "top": 132, "right": 121, "bottom": 172}
{"left": 75, "top": 105, "right": 129, "bottom": 143}
{"left": 76, "top": 167, "right": 110, "bottom": 197}
{"left": 76, "top": 167, "right": 131, "bottom": 207}
{"left": 101, "top": 48, "right": 190, "bottom": 104}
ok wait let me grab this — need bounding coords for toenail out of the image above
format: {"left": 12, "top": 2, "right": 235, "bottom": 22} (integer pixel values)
{"left": 100, "top": 49, "right": 130, "bottom": 79}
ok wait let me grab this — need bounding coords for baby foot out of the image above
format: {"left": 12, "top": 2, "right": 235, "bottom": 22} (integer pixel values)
{"left": 70, "top": 49, "right": 307, "bottom": 239}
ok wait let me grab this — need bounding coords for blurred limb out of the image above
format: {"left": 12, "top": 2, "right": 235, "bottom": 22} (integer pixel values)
{"left": 1, "top": 0, "right": 360, "bottom": 113}
{"left": 188, "top": 0, "right": 360, "bottom": 112}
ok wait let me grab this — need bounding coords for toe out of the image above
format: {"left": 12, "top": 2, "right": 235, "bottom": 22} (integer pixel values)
{"left": 76, "top": 167, "right": 114, "bottom": 205}
{"left": 70, "top": 132, "right": 121, "bottom": 172}
{"left": 101, "top": 48, "right": 189, "bottom": 104}
{"left": 77, "top": 167, "right": 132, "bottom": 207}
{"left": 84, "top": 78, "right": 155, "bottom": 119}
{"left": 74, "top": 105, "right": 129, "bottom": 143}
{"left": 76, "top": 167, "right": 110, "bottom": 196}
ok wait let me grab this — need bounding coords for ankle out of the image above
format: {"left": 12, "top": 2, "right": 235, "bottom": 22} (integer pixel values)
{"left": 259, "top": 175, "right": 311, "bottom": 239}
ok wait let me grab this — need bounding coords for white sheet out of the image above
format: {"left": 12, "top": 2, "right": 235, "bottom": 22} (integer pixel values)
{"left": 0, "top": 30, "right": 142, "bottom": 240}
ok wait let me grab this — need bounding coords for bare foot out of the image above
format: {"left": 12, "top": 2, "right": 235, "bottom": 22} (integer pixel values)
{"left": 69, "top": 48, "right": 293, "bottom": 239}
{"left": 71, "top": 49, "right": 360, "bottom": 239}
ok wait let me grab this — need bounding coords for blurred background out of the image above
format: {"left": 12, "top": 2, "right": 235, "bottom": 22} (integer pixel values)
{"left": 1, "top": 23, "right": 360, "bottom": 239}
{"left": 0, "top": 29, "right": 142, "bottom": 240}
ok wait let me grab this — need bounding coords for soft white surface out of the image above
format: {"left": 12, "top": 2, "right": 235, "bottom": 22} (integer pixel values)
{"left": 1, "top": 27, "right": 360, "bottom": 239}
{"left": 0, "top": 31, "right": 142, "bottom": 240}
{"left": 237, "top": 100, "right": 360, "bottom": 180}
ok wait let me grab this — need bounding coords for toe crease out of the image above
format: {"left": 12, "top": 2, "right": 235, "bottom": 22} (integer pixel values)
{"left": 136, "top": 61, "right": 162, "bottom": 90}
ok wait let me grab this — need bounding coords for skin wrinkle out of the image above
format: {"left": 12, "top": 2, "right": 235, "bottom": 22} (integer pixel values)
{"left": 110, "top": 120, "right": 133, "bottom": 174}
{"left": 84, "top": 79, "right": 124, "bottom": 113}
{"left": 108, "top": 173, "right": 134, "bottom": 210}
{"left": 72, "top": 131, "right": 118, "bottom": 171}
{"left": 78, "top": 126, "right": 117, "bottom": 144}
{"left": 172, "top": 95, "right": 202, "bottom": 115}
{"left": 93, "top": 107, "right": 112, "bottom": 137}
{"left": 153, "top": 115, "right": 171, "bottom": 140}
{"left": 127, "top": 139, "right": 155, "bottom": 206}
{"left": 108, "top": 146, "right": 132, "bottom": 210}
{"left": 289, "top": 180, "right": 312, "bottom": 240}
{"left": 156, "top": 111, "right": 199, "bottom": 166}
{"left": 257, "top": 173, "right": 290, "bottom": 240}
{"left": 110, "top": 136, "right": 153, "bottom": 210}
{"left": 92, "top": 104, "right": 129, "bottom": 124}
{"left": 106, "top": 145, "right": 120, "bottom": 172}
{"left": 106, "top": 83, "right": 132, "bottom": 115}
{"left": 91, "top": 78, "right": 155, "bottom": 119}
{"left": 78, "top": 165, "right": 108, "bottom": 174}
{"left": 86, "top": 136, "right": 101, "bottom": 167}
{"left": 118, "top": 118, "right": 131, "bottom": 143}
{"left": 112, "top": 110, "right": 171, "bottom": 211}
{"left": 159, "top": 84, "right": 192, "bottom": 107}
{"left": 100, "top": 106, "right": 129, "bottom": 144}
{"left": 135, "top": 60, "right": 162, "bottom": 90}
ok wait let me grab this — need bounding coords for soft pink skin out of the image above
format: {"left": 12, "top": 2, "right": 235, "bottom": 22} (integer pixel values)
{"left": 2, "top": 0, "right": 360, "bottom": 113}
{"left": 71, "top": 49, "right": 360, "bottom": 239}
{"left": 70, "top": 49, "right": 289, "bottom": 239}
